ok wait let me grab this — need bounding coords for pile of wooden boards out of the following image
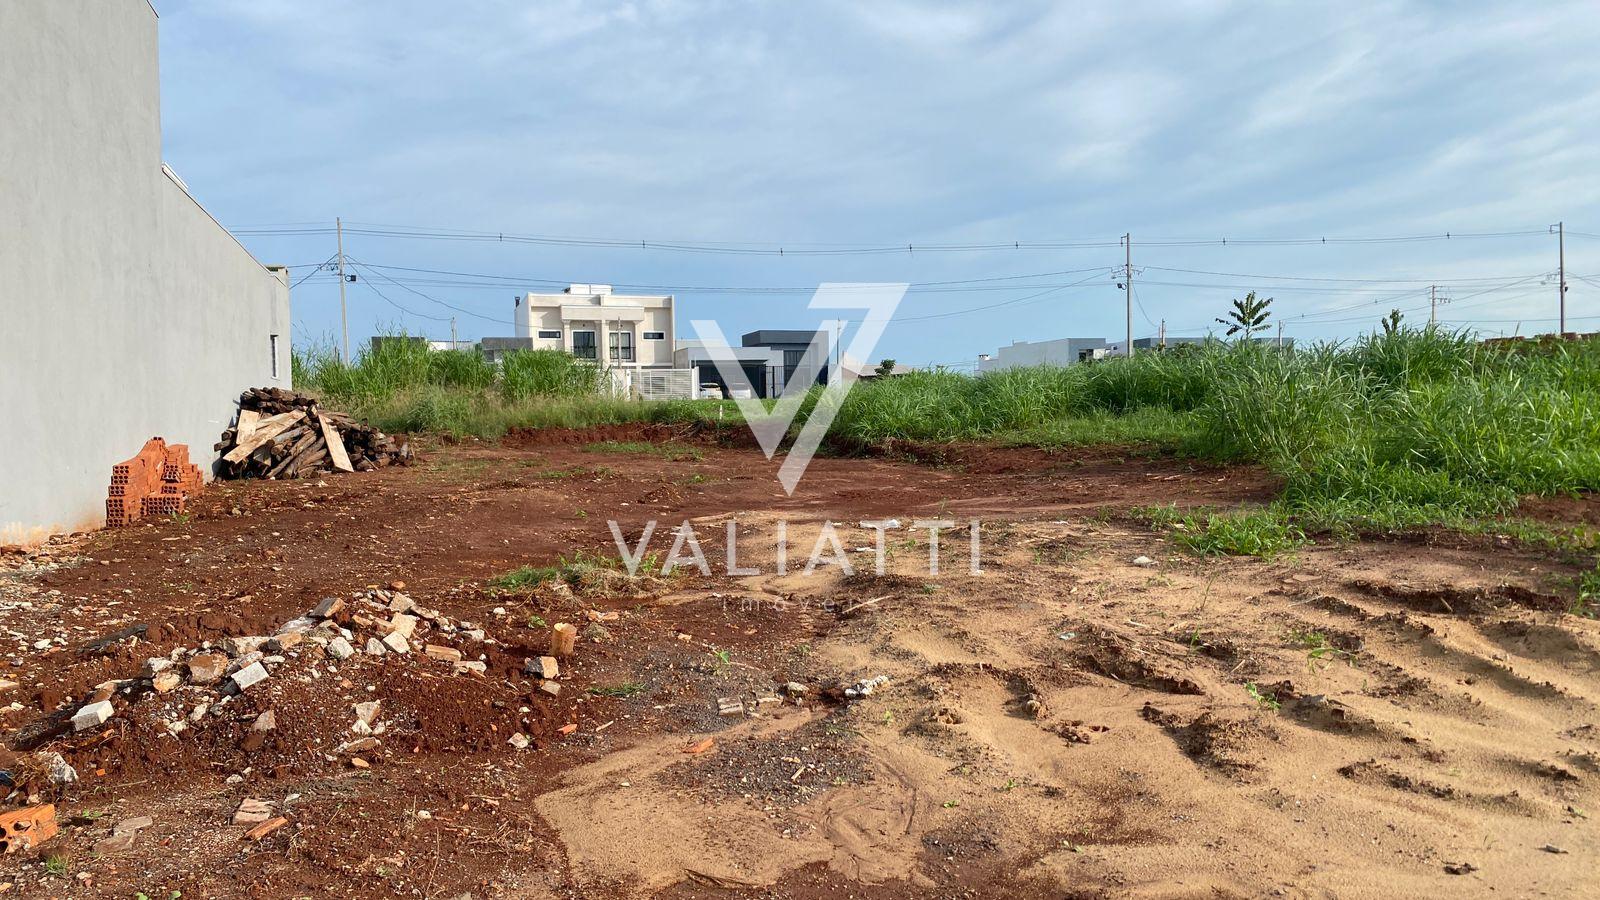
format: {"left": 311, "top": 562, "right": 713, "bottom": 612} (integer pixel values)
{"left": 106, "top": 438, "right": 206, "bottom": 527}
{"left": 214, "top": 388, "right": 412, "bottom": 480}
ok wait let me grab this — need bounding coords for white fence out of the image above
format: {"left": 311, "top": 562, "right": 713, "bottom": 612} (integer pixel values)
{"left": 605, "top": 366, "right": 700, "bottom": 401}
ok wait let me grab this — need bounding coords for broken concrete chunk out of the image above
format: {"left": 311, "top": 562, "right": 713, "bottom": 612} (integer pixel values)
{"left": 152, "top": 671, "right": 182, "bottom": 693}
{"left": 717, "top": 697, "right": 744, "bottom": 717}
{"left": 113, "top": 816, "right": 153, "bottom": 837}
{"left": 266, "top": 632, "right": 303, "bottom": 652}
{"left": 233, "top": 797, "right": 273, "bottom": 825}
{"left": 311, "top": 596, "right": 345, "bottom": 619}
{"left": 327, "top": 636, "right": 355, "bottom": 660}
{"left": 188, "top": 652, "right": 228, "bottom": 684}
{"left": 388, "top": 593, "right": 416, "bottom": 613}
{"left": 365, "top": 637, "right": 387, "bottom": 656}
{"left": 339, "top": 736, "right": 380, "bottom": 754}
{"left": 539, "top": 681, "right": 562, "bottom": 698}
{"left": 227, "top": 650, "right": 265, "bottom": 674}
{"left": 94, "top": 831, "right": 137, "bottom": 854}
{"left": 454, "top": 660, "right": 487, "bottom": 676}
{"left": 387, "top": 613, "right": 418, "bottom": 640}
{"left": 231, "top": 661, "right": 270, "bottom": 691}
{"left": 142, "top": 657, "right": 172, "bottom": 678}
{"left": 223, "top": 635, "right": 270, "bottom": 657}
{"left": 381, "top": 630, "right": 409, "bottom": 654}
{"left": 353, "top": 700, "right": 381, "bottom": 726}
{"left": 508, "top": 733, "right": 531, "bottom": 750}
{"left": 38, "top": 752, "right": 76, "bottom": 785}
{"left": 1131, "top": 555, "right": 1156, "bottom": 568}
{"left": 252, "top": 710, "right": 276, "bottom": 732}
{"left": 424, "top": 644, "right": 462, "bottom": 663}
{"left": 844, "top": 675, "right": 890, "bottom": 700}
{"left": 527, "top": 656, "right": 560, "bottom": 680}
{"left": 72, "top": 700, "right": 114, "bottom": 731}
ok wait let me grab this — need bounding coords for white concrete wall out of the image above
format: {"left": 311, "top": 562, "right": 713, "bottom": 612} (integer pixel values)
{"left": 0, "top": 0, "right": 290, "bottom": 544}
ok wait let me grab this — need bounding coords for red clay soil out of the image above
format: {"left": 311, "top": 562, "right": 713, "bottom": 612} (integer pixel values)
{"left": 0, "top": 427, "right": 1590, "bottom": 897}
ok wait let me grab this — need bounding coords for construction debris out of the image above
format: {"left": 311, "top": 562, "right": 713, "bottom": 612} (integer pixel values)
{"left": 214, "top": 388, "right": 412, "bottom": 480}
{"left": 0, "top": 804, "right": 57, "bottom": 853}
{"left": 550, "top": 622, "right": 578, "bottom": 657}
{"left": 245, "top": 816, "right": 289, "bottom": 841}
{"left": 105, "top": 438, "right": 206, "bottom": 526}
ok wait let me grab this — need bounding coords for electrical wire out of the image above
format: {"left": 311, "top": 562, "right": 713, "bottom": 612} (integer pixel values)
{"left": 356, "top": 271, "right": 452, "bottom": 323}
{"left": 345, "top": 261, "right": 1120, "bottom": 295}
{"left": 289, "top": 255, "right": 338, "bottom": 289}
{"left": 347, "top": 258, "right": 518, "bottom": 327}
{"left": 230, "top": 220, "right": 1564, "bottom": 255}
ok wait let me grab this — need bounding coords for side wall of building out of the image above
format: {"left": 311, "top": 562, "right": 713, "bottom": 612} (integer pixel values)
{"left": 0, "top": 0, "right": 290, "bottom": 544}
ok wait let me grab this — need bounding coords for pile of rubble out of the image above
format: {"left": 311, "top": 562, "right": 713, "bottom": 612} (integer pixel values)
{"left": 214, "top": 388, "right": 413, "bottom": 480}
{"left": 0, "top": 584, "right": 595, "bottom": 866}
{"left": 104, "top": 438, "right": 206, "bottom": 527}
{"left": 58, "top": 587, "right": 564, "bottom": 743}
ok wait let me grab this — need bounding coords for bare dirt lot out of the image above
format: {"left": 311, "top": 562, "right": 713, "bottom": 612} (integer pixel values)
{"left": 1, "top": 427, "right": 1596, "bottom": 898}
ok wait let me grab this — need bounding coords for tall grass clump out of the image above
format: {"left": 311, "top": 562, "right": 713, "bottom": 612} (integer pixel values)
{"left": 293, "top": 335, "right": 496, "bottom": 399}
{"left": 500, "top": 349, "right": 606, "bottom": 400}
{"left": 832, "top": 330, "right": 1600, "bottom": 536}
{"left": 292, "top": 334, "right": 729, "bottom": 439}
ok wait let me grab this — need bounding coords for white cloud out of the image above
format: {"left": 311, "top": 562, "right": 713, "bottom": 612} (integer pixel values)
{"left": 151, "top": 0, "right": 1600, "bottom": 355}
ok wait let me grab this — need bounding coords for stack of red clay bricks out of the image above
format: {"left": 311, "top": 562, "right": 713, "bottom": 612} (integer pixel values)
{"left": 106, "top": 438, "right": 206, "bottom": 527}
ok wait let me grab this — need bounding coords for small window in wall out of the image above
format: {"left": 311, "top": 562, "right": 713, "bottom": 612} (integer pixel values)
{"left": 538, "top": 329, "right": 562, "bottom": 339}
{"left": 571, "top": 330, "right": 597, "bottom": 360}
{"left": 643, "top": 331, "right": 666, "bottom": 340}
{"left": 270, "top": 334, "right": 280, "bottom": 378}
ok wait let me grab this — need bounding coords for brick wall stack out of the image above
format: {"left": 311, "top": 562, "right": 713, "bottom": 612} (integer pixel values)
{"left": 105, "top": 438, "right": 206, "bottom": 527}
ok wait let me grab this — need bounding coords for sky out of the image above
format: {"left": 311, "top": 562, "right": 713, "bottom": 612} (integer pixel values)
{"left": 153, "top": 0, "right": 1600, "bottom": 367}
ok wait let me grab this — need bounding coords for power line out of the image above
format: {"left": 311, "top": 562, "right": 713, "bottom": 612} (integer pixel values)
{"left": 289, "top": 254, "right": 338, "bottom": 289}
{"left": 346, "top": 261, "right": 1122, "bottom": 295}
{"left": 347, "top": 258, "right": 517, "bottom": 327}
{"left": 230, "top": 220, "right": 1564, "bottom": 255}
{"left": 1138, "top": 264, "right": 1548, "bottom": 285}
{"left": 354, "top": 270, "right": 452, "bottom": 324}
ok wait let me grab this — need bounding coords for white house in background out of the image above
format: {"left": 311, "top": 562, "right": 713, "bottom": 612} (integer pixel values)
{"left": 978, "top": 337, "right": 1108, "bottom": 372}
{"left": 513, "top": 284, "right": 675, "bottom": 368}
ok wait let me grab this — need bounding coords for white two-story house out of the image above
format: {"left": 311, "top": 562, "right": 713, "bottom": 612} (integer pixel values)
{"left": 513, "top": 284, "right": 675, "bottom": 369}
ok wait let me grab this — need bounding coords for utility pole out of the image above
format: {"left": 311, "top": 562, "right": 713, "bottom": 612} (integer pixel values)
{"left": 1552, "top": 221, "right": 1567, "bottom": 334}
{"left": 1276, "top": 319, "right": 1284, "bottom": 348}
{"left": 336, "top": 216, "right": 350, "bottom": 363}
{"left": 1123, "top": 233, "right": 1133, "bottom": 357}
{"left": 1159, "top": 318, "right": 1166, "bottom": 349}
{"left": 451, "top": 317, "right": 458, "bottom": 350}
{"left": 1430, "top": 285, "right": 1437, "bottom": 325}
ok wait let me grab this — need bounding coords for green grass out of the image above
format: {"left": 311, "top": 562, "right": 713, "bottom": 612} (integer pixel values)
{"left": 293, "top": 334, "right": 736, "bottom": 439}
{"left": 488, "top": 564, "right": 563, "bottom": 591}
{"left": 300, "top": 330, "right": 1600, "bottom": 586}
{"left": 584, "top": 440, "right": 704, "bottom": 461}
{"left": 489, "top": 550, "right": 661, "bottom": 593}
{"left": 1245, "top": 682, "right": 1281, "bottom": 711}
{"left": 1135, "top": 504, "right": 1307, "bottom": 558}
{"left": 588, "top": 681, "right": 647, "bottom": 698}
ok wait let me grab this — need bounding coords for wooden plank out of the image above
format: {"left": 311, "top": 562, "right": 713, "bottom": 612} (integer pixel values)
{"left": 223, "top": 411, "right": 304, "bottom": 463}
{"left": 235, "top": 410, "right": 261, "bottom": 443}
{"left": 318, "top": 414, "right": 355, "bottom": 473}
